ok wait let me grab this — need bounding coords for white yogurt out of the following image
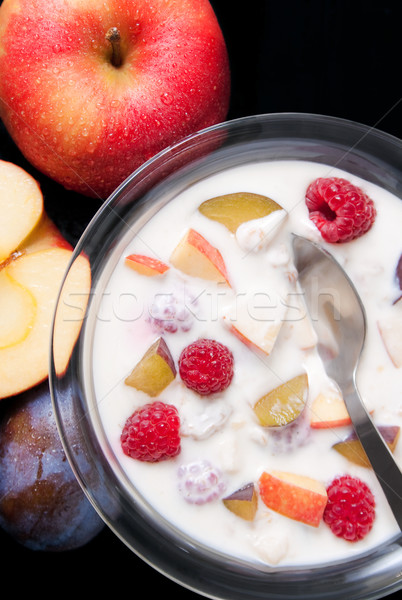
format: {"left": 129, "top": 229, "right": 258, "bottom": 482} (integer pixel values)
{"left": 89, "top": 160, "right": 402, "bottom": 568}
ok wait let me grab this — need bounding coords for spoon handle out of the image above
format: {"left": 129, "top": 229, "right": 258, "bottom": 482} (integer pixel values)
{"left": 344, "top": 385, "right": 402, "bottom": 530}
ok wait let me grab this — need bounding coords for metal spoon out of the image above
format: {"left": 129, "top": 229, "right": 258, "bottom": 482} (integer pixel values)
{"left": 292, "top": 234, "right": 402, "bottom": 529}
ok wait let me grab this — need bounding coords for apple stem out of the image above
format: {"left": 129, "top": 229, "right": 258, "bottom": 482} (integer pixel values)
{"left": 106, "top": 27, "right": 123, "bottom": 68}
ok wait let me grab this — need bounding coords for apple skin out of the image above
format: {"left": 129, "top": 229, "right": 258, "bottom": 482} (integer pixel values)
{"left": 0, "top": 381, "right": 104, "bottom": 551}
{"left": 0, "top": 0, "right": 230, "bottom": 199}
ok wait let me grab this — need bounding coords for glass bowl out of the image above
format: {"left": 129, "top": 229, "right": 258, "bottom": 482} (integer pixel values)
{"left": 50, "top": 113, "right": 402, "bottom": 600}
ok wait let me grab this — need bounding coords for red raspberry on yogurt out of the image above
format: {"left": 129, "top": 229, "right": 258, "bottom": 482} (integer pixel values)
{"left": 305, "top": 177, "right": 376, "bottom": 243}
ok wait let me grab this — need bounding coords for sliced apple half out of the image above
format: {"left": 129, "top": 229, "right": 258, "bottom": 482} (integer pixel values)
{"left": 20, "top": 212, "right": 72, "bottom": 255}
{"left": 254, "top": 373, "right": 308, "bottom": 427}
{"left": 0, "top": 248, "right": 90, "bottom": 398}
{"left": 125, "top": 254, "right": 170, "bottom": 277}
{"left": 198, "top": 192, "right": 283, "bottom": 233}
{"left": 378, "top": 298, "right": 402, "bottom": 368}
{"left": 259, "top": 470, "right": 327, "bottom": 527}
{"left": 170, "top": 228, "right": 230, "bottom": 285}
{"left": 0, "top": 268, "right": 36, "bottom": 349}
{"left": 0, "top": 160, "right": 43, "bottom": 263}
{"left": 223, "top": 482, "right": 258, "bottom": 521}
{"left": 125, "top": 337, "right": 176, "bottom": 397}
{"left": 333, "top": 425, "right": 400, "bottom": 467}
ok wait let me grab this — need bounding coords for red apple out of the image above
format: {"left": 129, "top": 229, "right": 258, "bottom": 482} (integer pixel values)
{"left": 0, "top": 0, "right": 230, "bottom": 199}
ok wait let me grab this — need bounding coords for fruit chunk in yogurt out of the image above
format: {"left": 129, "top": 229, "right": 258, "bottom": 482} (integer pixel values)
{"left": 91, "top": 160, "right": 402, "bottom": 567}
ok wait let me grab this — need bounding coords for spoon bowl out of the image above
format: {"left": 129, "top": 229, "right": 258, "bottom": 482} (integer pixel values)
{"left": 292, "top": 234, "right": 402, "bottom": 529}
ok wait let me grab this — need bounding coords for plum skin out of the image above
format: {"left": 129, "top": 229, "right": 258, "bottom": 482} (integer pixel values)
{"left": 0, "top": 381, "right": 104, "bottom": 551}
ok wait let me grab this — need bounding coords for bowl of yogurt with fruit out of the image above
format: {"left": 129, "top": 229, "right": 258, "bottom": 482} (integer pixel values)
{"left": 50, "top": 113, "right": 402, "bottom": 600}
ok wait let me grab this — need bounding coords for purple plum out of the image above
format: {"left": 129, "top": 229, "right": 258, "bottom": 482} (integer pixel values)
{"left": 0, "top": 381, "right": 104, "bottom": 551}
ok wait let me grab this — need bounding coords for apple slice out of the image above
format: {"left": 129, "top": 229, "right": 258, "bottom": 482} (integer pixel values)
{"left": 125, "top": 254, "right": 170, "bottom": 277}
{"left": 19, "top": 212, "right": 73, "bottom": 254}
{"left": 222, "top": 482, "right": 258, "bottom": 521}
{"left": 198, "top": 192, "right": 283, "bottom": 233}
{"left": 170, "top": 228, "right": 230, "bottom": 285}
{"left": 310, "top": 384, "right": 351, "bottom": 429}
{"left": 333, "top": 425, "right": 400, "bottom": 467}
{"left": 0, "top": 248, "right": 90, "bottom": 399}
{"left": 254, "top": 373, "right": 308, "bottom": 427}
{"left": 125, "top": 337, "right": 176, "bottom": 397}
{"left": 0, "top": 160, "right": 43, "bottom": 263}
{"left": 378, "top": 298, "right": 402, "bottom": 368}
{"left": 259, "top": 470, "right": 327, "bottom": 527}
{"left": 0, "top": 268, "right": 36, "bottom": 349}
{"left": 223, "top": 289, "right": 288, "bottom": 355}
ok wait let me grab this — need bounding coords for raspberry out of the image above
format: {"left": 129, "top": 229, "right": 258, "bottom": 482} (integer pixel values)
{"left": 323, "top": 475, "right": 376, "bottom": 541}
{"left": 305, "top": 177, "right": 376, "bottom": 243}
{"left": 120, "top": 401, "right": 181, "bottom": 462}
{"left": 147, "top": 287, "right": 197, "bottom": 334}
{"left": 177, "top": 460, "right": 226, "bottom": 504}
{"left": 178, "top": 338, "right": 234, "bottom": 395}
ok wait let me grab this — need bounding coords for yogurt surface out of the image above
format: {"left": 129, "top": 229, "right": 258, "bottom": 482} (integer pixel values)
{"left": 89, "top": 159, "right": 402, "bottom": 568}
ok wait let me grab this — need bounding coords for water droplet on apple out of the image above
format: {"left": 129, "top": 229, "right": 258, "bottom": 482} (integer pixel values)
{"left": 161, "top": 92, "right": 173, "bottom": 106}
{"left": 53, "top": 44, "right": 62, "bottom": 53}
{"left": 82, "top": 129, "right": 89, "bottom": 137}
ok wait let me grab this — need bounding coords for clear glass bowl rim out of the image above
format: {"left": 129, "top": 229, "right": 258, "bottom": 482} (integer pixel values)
{"left": 50, "top": 112, "right": 402, "bottom": 600}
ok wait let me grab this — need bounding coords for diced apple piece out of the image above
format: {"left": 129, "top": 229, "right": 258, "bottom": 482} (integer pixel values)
{"left": 125, "top": 337, "right": 176, "bottom": 397}
{"left": 223, "top": 289, "right": 288, "bottom": 356}
{"left": 198, "top": 192, "right": 283, "bottom": 233}
{"left": 283, "top": 292, "right": 318, "bottom": 351}
{"left": 254, "top": 373, "right": 308, "bottom": 427}
{"left": 0, "top": 160, "right": 43, "bottom": 263}
{"left": 333, "top": 425, "right": 400, "bottom": 467}
{"left": 259, "top": 470, "right": 327, "bottom": 527}
{"left": 170, "top": 228, "right": 230, "bottom": 285}
{"left": 0, "top": 248, "right": 90, "bottom": 399}
{"left": 222, "top": 482, "right": 258, "bottom": 521}
{"left": 125, "top": 254, "right": 169, "bottom": 277}
{"left": 310, "top": 383, "right": 351, "bottom": 429}
{"left": 378, "top": 298, "right": 402, "bottom": 368}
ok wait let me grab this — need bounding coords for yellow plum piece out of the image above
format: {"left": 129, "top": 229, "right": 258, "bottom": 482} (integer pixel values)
{"left": 222, "top": 483, "right": 258, "bottom": 521}
{"left": 198, "top": 192, "right": 283, "bottom": 233}
{"left": 333, "top": 425, "right": 400, "bottom": 467}
{"left": 125, "top": 337, "right": 176, "bottom": 397}
{"left": 253, "top": 373, "right": 308, "bottom": 427}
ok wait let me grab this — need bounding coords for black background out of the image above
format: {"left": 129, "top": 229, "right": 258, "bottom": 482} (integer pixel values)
{"left": 1, "top": 1, "right": 402, "bottom": 598}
